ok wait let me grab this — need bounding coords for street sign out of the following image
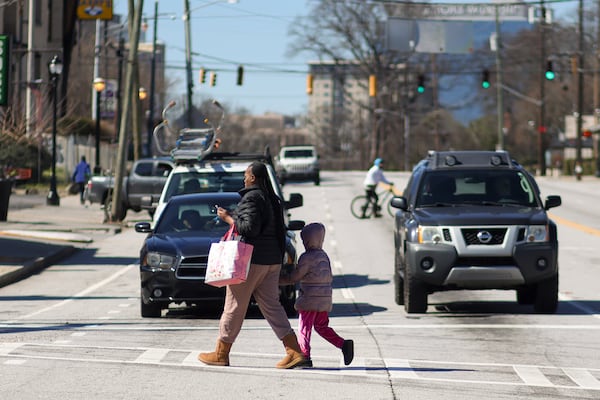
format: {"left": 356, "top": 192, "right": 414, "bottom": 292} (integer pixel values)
{"left": 77, "top": 0, "right": 113, "bottom": 20}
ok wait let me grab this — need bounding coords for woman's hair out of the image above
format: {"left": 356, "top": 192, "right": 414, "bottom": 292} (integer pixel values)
{"left": 249, "top": 161, "right": 272, "bottom": 194}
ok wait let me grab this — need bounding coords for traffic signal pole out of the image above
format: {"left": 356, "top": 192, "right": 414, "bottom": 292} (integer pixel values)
{"left": 494, "top": 5, "right": 505, "bottom": 151}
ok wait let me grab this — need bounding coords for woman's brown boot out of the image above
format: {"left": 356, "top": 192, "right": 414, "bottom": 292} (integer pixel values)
{"left": 198, "top": 339, "right": 232, "bottom": 366}
{"left": 276, "top": 333, "right": 310, "bottom": 369}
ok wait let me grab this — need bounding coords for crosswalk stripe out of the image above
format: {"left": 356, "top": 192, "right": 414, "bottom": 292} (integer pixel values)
{"left": 0, "top": 342, "right": 23, "bottom": 355}
{"left": 513, "top": 366, "right": 553, "bottom": 387}
{"left": 563, "top": 368, "right": 600, "bottom": 389}
{"left": 182, "top": 351, "right": 200, "bottom": 366}
{"left": 385, "top": 359, "right": 419, "bottom": 379}
{"left": 134, "top": 348, "right": 170, "bottom": 364}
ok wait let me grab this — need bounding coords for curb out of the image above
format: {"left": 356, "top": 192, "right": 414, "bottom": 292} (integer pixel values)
{"left": 0, "top": 245, "right": 77, "bottom": 289}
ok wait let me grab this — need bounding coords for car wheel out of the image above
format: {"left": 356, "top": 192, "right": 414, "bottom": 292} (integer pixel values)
{"left": 533, "top": 273, "right": 559, "bottom": 314}
{"left": 516, "top": 285, "right": 536, "bottom": 305}
{"left": 404, "top": 266, "right": 427, "bottom": 313}
{"left": 141, "top": 298, "right": 163, "bottom": 318}
{"left": 394, "top": 252, "right": 404, "bottom": 305}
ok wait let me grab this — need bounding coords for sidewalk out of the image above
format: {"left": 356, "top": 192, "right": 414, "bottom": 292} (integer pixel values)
{"left": 0, "top": 191, "right": 123, "bottom": 288}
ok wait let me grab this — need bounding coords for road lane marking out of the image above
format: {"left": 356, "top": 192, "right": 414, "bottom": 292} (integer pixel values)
{"left": 0, "top": 342, "right": 23, "bottom": 355}
{"left": 4, "top": 323, "right": 598, "bottom": 332}
{"left": 385, "top": 359, "right": 420, "bottom": 379}
{"left": 2, "top": 342, "right": 598, "bottom": 391}
{"left": 563, "top": 368, "right": 600, "bottom": 390}
{"left": 548, "top": 213, "right": 600, "bottom": 237}
{"left": 513, "top": 366, "right": 553, "bottom": 387}
{"left": 7, "top": 264, "right": 136, "bottom": 322}
{"left": 135, "top": 348, "right": 170, "bottom": 364}
{"left": 4, "top": 359, "right": 26, "bottom": 365}
{"left": 341, "top": 288, "right": 354, "bottom": 299}
{"left": 182, "top": 351, "right": 200, "bottom": 366}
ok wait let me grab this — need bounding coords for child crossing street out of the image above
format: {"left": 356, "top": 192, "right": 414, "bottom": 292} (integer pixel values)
{"left": 280, "top": 222, "right": 354, "bottom": 367}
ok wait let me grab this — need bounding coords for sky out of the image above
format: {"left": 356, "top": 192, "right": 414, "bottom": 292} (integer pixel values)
{"left": 113, "top": 0, "right": 312, "bottom": 117}
{"left": 112, "top": 0, "right": 582, "bottom": 118}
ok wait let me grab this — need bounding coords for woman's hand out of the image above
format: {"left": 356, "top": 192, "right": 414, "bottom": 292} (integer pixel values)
{"left": 216, "top": 206, "right": 234, "bottom": 226}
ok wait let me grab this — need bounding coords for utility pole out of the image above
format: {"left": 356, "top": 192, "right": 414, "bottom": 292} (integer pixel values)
{"left": 494, "top": 5, "right": 505, "bottom": 151}
{"left": 575, "top": 0, "right": 584, "bottom": 165}
{"left": 147, "top": 0, "right": 158, "bottom": 157}
{"left": 25, "top": 0, "right": 35, "bottom": 137}
{"left": 112, "top": 0, "right": 144, "bottom": 222}
{"left": 183, "top": 0, "right": 194, "bottom": 126}
{"left": 539, "top": 0, "right": 547, "bottom": 176}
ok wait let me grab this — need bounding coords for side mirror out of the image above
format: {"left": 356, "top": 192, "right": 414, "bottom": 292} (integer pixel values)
{"left": 544, "top": 195, "right": 562, "bottom": 210}
{"left": 285, "top": 193, "right": 303, "bottom": 209}
{"left": 288, "top": 220, "right": 305, "bottom": 231}
{"left": 135, "top": 222, "right": 152, "bottom": 233}
{"left": 390, "top": 196, "right": 408, "bottom": 211}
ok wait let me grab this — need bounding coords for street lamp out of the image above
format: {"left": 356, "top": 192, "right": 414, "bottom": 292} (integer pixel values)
{"left": 46, "top": 55, "right": 63, "bottom": 206}
{"left": 93, "top": 77, "right": 106, "bottom": 174}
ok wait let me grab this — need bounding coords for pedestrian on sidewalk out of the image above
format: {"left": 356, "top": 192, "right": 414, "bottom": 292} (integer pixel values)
{"left": 279, "top": 222, "right": 354, "bottom": 367}
{"left": 72, "top": 156, "right": 91, "bottom": 205}
{"left": 198, "top": 161, "right": 309, "bottom": 369}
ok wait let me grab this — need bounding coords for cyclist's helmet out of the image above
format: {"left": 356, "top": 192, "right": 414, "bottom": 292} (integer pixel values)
{"left": 374, "top": 158, "right": 383, "bottom": 167}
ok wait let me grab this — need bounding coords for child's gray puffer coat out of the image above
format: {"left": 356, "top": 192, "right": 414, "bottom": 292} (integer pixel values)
{"left": 280, "top": 222, "right": 333, "bottom": 312}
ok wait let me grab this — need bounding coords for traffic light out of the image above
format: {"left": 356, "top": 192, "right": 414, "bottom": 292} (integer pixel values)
{"left": 199, "top": 68, "right": 206, "bottom": 84}
{"left": 545, "top": 60, "right": 555, "bottom": 81}
{"left": 369, "top": 75, "right": 377, "bottom": 97}
{"left": 417, "top": 74, "right": 425, "bottom": 93}
{"left": 209, "top": 72, "right": 216, "bottom": 87}
{"left": 236, "top": 65, "right": 244, "bottom": 86}
{"left": 306, "top": 74, "right": 313, "bottom": 95}
{"left": 481, "top": 69, "right": 490, "bottom": 89}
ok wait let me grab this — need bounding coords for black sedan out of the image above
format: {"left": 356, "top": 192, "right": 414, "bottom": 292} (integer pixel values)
{"left": 135, "top": 192, "right": 301, "bottom": 317}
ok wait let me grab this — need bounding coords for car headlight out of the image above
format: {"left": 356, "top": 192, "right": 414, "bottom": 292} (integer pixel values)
{"left": 524, "top": 225, "right": 548, "bottom": 242}
{"left": 418, "top": 226, "right": 443, "bottom": 244}
{"left": 145, "top": 252, "right": 176, "bottom": 269}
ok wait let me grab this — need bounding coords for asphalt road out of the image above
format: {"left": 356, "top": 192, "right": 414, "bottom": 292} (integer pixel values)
{"left": 0, "top": 172, "right": 599, "bottom": 400}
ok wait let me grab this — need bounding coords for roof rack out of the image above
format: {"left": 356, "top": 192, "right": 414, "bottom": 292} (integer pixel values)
{"left": 152, "top": 100, "right": 224, "bottom": 164}
{"left": 427, "top": 150, "right": 513, "bottom": 169}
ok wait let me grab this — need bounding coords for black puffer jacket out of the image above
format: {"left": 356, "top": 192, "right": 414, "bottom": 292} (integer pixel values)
{"left": 234, "top": 185, "right": 285, "bottom": 265}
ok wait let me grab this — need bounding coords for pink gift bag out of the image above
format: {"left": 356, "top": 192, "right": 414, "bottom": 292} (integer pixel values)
{"left": 205, "top": 226, "right": 253, "bottom": 287}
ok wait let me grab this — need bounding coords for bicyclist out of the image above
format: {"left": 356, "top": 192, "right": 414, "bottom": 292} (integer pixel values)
{"left": 363, "top": 158, "right": 393, "bottom": 217}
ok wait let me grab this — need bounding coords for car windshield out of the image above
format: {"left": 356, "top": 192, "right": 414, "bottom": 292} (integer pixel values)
{"left": 155, "top": 198, "right": 239, "bottom": 236}
{"left": 416, "top": 170, "right": 538, "bottom": 208}
{"left": 164, "top": 171, "right": 245, "bottom": 202}
{"left": 283, "top": 149, "right": 313, "bottom": 158}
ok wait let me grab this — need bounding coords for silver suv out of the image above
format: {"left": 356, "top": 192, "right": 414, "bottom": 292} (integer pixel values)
{"left": 391, "top": 151, "right": 562, "bottom": 314}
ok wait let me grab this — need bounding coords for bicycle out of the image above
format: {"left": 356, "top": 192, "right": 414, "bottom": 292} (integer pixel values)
{"left": 350, "top": 185, "right": 397, "bottom": 219}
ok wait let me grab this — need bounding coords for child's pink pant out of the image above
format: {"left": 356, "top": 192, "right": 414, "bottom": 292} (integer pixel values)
{"left": 298, "top": 310, "right": 344, "bottom": 358}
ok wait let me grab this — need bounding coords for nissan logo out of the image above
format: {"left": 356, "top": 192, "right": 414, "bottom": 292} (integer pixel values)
{"left": 477, "top": 230, "right": 493, "bottom": 244}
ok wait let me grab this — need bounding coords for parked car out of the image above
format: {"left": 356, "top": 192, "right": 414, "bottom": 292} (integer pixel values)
{"left": 275, "top": 145, "right": 320, "bottom": 185}
{"left": 135, "top": 192, "right": 304, "bottom": 318}
{"left": 390, "top": 150, "right": 562, "bottom": 314}
{"left": 85, "top": 157, "right": 174, "bottom": 221}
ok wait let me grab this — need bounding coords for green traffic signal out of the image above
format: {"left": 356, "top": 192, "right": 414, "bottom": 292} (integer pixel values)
{"left": 545, "top": 61, "right": 555, "bottom": 81}
{"left": 417, "top": 74, "right": 425, "bottom": 93}
{"left": 481, "top": 69, "right": 490, "bottom": 89}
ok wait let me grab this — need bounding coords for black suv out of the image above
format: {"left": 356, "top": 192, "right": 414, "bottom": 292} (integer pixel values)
{"left": 391, "top": 151, "right": 562, "bottom": 314}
